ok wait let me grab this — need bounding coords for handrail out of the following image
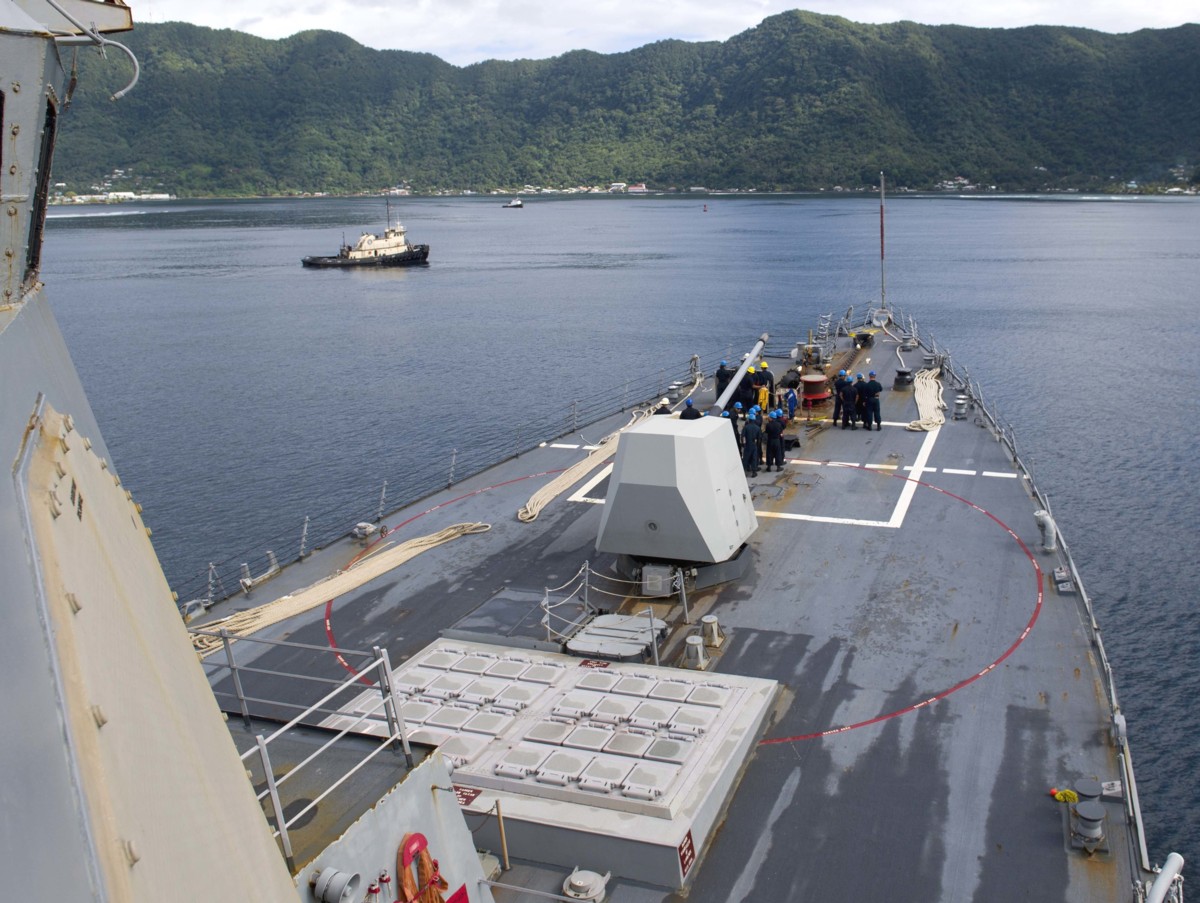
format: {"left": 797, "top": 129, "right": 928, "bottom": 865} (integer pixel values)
{"left": 190, "top": 627, "right": 371, "bottom": 659}
{"left": 191, "top": 627, "right": 417, "bottom": 861}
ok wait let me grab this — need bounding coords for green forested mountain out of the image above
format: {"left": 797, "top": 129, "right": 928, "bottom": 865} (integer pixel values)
{"left": 53, "top": 13, "right": 1200, "bottom": 195}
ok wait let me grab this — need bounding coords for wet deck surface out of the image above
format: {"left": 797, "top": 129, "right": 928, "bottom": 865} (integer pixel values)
{"left": 207, "top": 333, "right": 1139, "bottom": 902}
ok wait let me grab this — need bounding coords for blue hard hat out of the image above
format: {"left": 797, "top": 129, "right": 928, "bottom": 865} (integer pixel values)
{"left": 734, "top": 402, "right": 742, "bottom": 409}
{"left": 838, "top": 370, "right": 846, "bottom": 377}
{"left": 869, "top": 370, "right": 876, "bottom": 377}
{"left": 856, "top": 373, "right": 863, "bottom": 379}
{"left": 686, "top": 398, "right": 693, "bottom": 406}
{"left": 720, "top": 360, "right": 727, "bottom": 366}
{"left": 721, "top": 411, "right": 730, "bottom": 417}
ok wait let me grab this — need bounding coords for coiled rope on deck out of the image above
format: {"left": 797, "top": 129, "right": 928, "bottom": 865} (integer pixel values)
{"left": 906, "top": 368, "right": 947, "bottom": 431}
{"left": 517, "top": 370, "right": 705, "bottom": 523}
{"left": 191, "top": 522, "right": 491, "bottom": 657}
{"left": 516, "top": 411, "right": 645, "bottom": 523}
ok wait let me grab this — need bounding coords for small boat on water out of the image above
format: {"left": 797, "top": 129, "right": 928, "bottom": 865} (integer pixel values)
{"left": 502, "top": 197, "right": 524, "bottom": 208}
{"left": 302, "top": 216, "right": 429, "bottom": 268}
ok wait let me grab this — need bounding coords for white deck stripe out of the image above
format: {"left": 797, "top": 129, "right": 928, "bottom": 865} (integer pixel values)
{"left": 887, "top": 426, "right": 940, "bottom": 529}
{"left": 550, "top": 443, "right": 580, "bottom": 449}
{"left": 757, "top": 511, "right": 892, "bottom": 527}
{"left": 567, "top": 462, "right": 614, "bottom": 503}
{"left": 751, "top": 426, "right": 941, "bottom": 528}
{"left": 982, "top": 471, "right": 1018, "bottom": 479}
{"left": 941, "top": 468, "right": 977, "bottom": 476}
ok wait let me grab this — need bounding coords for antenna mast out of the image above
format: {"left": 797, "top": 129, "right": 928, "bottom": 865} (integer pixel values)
{"left": 879, "top": 171, "right": 887, "bottom": 311}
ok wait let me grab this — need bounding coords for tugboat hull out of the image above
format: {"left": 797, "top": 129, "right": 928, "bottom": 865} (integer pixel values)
{"left": 301, "top": 244, "right": 430, "bottom": 268}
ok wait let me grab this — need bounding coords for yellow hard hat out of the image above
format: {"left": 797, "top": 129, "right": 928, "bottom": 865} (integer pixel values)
{"left": 760, "top": 361, "right": 769, "bottom": 368}
{"left": 748, "top": 366, "right": 756, "bottom": 373}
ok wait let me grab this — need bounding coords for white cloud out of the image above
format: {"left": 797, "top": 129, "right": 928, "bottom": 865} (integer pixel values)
{"left": 133, "top": 1, "right": 1199, "bottom": 65}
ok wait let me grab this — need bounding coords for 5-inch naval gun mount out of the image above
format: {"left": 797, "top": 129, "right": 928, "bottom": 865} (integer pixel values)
{"left": 596, "top": 335, "right": 768, "bottom": 594}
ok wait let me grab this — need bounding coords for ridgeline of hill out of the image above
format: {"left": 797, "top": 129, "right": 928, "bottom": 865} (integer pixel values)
{"left": 53, "top": 12, "right": 1200, "bottom": 196}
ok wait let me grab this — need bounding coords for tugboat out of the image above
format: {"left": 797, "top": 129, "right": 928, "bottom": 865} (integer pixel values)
{"left": 302, "top": 208, "right": 429, "bottom": 268}
{"left": 502, "top": 197, "right": 524, "bottom": 208}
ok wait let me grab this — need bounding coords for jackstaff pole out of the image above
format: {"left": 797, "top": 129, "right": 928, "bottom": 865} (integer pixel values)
{"left": 880, "top": 171, "right": 887, "bottom": 311}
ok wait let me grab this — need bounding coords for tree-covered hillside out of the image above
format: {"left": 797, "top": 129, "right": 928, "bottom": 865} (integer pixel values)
{"left": 53, "top": 12, "right": 1200, "bottom": 195}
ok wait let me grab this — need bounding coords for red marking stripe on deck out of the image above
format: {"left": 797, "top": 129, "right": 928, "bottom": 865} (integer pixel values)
{"left": 760, "top": 468, "right": 1044, "bottom": 745}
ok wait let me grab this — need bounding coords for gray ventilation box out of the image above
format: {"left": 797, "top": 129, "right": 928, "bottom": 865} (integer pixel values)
{"left": 641, "top": 564, "right": 674, "bottom": 597}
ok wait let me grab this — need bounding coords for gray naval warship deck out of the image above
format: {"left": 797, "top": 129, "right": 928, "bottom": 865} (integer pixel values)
{"left": 6, "top": 2, "right": 1181, "bottom": 901}
{"left": 193, "top": 315, "right": 1180, "bottom": 903}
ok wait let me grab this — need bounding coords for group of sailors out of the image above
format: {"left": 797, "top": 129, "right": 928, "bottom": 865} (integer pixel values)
{"left": 832, "top": 369, "right": 883, "bottom": 431}
{"left": 715, "top": 358, "right": 780, "bottom": 413}
{"left": 655, "top": 361, "right": 883, "bottom": 475}
{"left": 723, "top": 402, "right": 791, "bottom": 476}
{"left": 713, "top": 358, "right": 802, "bottom": 477}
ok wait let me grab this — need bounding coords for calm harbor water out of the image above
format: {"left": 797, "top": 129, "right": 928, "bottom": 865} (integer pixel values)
{"left": 43, "top": 193, "right": 1200, "bottom": 867}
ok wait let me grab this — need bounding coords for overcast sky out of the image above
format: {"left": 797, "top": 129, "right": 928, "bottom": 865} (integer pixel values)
{"left": 132, "top": 1, "right": 1198, "bottom": 67}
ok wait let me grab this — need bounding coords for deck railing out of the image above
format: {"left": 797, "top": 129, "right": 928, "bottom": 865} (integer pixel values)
{"left": 192, "top": 628, "right": 411, "bottom": 870}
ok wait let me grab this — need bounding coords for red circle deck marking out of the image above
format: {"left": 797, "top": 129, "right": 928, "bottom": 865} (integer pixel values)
{"left": 759, "top": 465, "right": 1044, "bottom": 745}
{"left": 324, "top": 468, "right": 566, "bottom": 683}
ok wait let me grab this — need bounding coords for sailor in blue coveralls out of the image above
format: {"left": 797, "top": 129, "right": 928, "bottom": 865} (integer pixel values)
{"left": 764, "top": 410, "right": 785, "bottom": 472}
{"left": 862, "top": 371, "right": 883, "bottom": 431}
{"left": 715, "top": 360, "right": 733, "bottom": 400}
{"left": 751, "top": 406, "right": 766, "bottom": 465}
{"left": 741, "top": 413, "right": 762, "bottom": 476}
{"left": 839, "top": 377, "right": 859, "bottom": 429}
{"left": 832, "top": 369, "right": 848, "bottom": 424}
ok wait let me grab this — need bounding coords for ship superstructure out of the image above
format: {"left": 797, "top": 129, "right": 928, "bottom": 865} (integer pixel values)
{"left": 1, "top": 4, "right": 477, "bottom": 902}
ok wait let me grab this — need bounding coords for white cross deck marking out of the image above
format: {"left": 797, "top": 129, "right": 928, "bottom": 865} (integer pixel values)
{"left": 560, "top": 424, "right": 1011, "bottom": 530}
{"left": 748, "top": 426, "right": 941, "bottom": 528}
